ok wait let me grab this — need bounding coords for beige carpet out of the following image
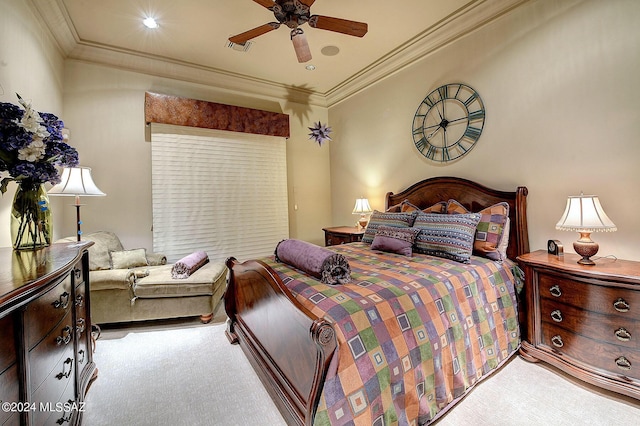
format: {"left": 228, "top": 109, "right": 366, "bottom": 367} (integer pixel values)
{"left": 83, "top": 311, "right": 639, "bottom": 426}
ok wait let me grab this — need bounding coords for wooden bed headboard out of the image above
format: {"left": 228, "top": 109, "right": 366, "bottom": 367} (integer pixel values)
{"left": 385, "top": 176, "right": 529, "bottom": 261}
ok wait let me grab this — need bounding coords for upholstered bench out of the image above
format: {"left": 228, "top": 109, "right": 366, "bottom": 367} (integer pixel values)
{"left": 58, "top": 231, "right": 227, "bottom": 324}
{"left": 127, "top": 262, "right": 227, "bottom": 323}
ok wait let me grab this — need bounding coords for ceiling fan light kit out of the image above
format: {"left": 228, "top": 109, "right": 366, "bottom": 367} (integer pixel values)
{"left": 291, "top": 28, "right": 312, "bottom": 63}
{"left": 230, "top": 0, "right": 368, "bottom": 63}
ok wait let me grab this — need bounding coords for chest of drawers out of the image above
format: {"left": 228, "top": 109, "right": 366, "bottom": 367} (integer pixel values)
{"left": 518, "top": 250, "right": 640, "bottom": 400}
{"left": 0, "top": 242, "right": 95, "bottom": 425}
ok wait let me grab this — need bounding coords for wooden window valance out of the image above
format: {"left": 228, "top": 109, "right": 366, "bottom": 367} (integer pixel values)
{"left": 144, "top": 92, "right": 290, "bottom": 138}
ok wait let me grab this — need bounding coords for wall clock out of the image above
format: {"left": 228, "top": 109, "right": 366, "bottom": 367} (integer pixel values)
{"left": 412, "top": 83, "right": 485, "bottom": 163}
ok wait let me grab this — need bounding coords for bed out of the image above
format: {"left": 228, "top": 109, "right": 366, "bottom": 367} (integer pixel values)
{"left": 224, "top": 176, "right": 529, "bottom": 425}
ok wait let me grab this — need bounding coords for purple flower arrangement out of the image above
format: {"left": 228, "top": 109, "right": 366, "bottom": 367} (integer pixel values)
{"left": 0, "top": 94, "right": 78, "bottom": 194}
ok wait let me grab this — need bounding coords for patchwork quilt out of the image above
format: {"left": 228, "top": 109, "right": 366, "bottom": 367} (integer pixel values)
{"left": 265, "top": 242, "right": 520, "bottom": 426}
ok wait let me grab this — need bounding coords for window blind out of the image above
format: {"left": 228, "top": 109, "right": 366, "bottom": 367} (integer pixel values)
{"left": 150, "top": 124, "right": 289, "bottom": 263}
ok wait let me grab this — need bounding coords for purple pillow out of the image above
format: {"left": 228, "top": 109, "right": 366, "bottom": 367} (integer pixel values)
{"left": 371, "top": 226, "right": 420, "bottom": 257}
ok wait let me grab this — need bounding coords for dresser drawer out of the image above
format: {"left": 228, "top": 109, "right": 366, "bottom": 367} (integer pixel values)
{"left": 30, "top": 310, "right": 75, "bottom": 392}
{"left": 0, "top": 364, "right": 19, "bottom": 425}
{"left": 74, "top": 282, "right": 90, "bottom": 379}
{"left": 25, "top": 273, "right": 73, "bottom": 350}
{"left": 539, "top": 272, "right": 640, "bottom": 317}
{"left": 541, "top": 321, "right": 640, "bottom": 381}
{"left": 540, "top": 298, "right": 639, "bottom": 349}
{"left": 32, "top": 366, "right": 77, "bottom": 426}
{"left": 0, "top": 314, "right": 16, "bottom": 373}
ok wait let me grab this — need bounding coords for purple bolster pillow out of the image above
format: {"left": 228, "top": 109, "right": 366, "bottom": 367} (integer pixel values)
{"left": 171, "top": 251, "right": 209, "bottom": 279}
{"left": 275, "top": 239, "right": 351, "bottom": 285}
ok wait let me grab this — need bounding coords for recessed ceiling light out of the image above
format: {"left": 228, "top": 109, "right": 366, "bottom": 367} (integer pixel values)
{"left": 143, "top": 17, "right": 158, "bottom": 29}
{"left": 305, "top": 65, "right": 316, "bottom": 71}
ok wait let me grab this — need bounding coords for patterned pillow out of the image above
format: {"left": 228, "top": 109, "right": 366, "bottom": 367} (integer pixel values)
{"left": 401, "top": 200, "right": 447, "bottom": 214}
{"left": 361, "top": 210, "right": 418, "bottom": 244}
{"left": 474, "top": 202, "right": 510, "bottom": 261}
{"left": 413, "top": 212, "right": 481, "bottom": 263}
{"left": 446, "top": 199, "right": 510, "bottom": 261}
{"left": 387, "top": 200, "right": 446, "bottom": 214}
{"left": 446, "top": 199, "right": 470, "bottom": 214}
{"left": 371, "top": 226, "right": 421, "bottom": 257}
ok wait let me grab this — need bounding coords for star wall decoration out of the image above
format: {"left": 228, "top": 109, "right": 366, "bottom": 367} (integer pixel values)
{"left": 308, "top": 121, "right": 332, "bottom": 146}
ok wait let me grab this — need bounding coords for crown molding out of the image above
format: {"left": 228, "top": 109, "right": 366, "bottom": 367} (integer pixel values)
{"left": 324, "top": 0, "right": 529, "bottom": 107}
{"left": 30, "top": 0, "right": 528, "bottom": 109}
{"left": 67, "top": 41, "right": 327, "bottom": 107}
{"left": 29, "top": 0, "right": 78, "bottom": 56}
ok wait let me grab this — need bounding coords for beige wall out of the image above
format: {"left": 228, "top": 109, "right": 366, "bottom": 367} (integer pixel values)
{"left": 3, "top": 0, "right": 638, "bottom": 262}
{"left": 0, "top": 0, "right": 65, "bottom": 247}
{"left": 328, "top": 0, "right": 640, "bottom": 261}
{"left": 61, "top": 62, "right": 331, "bottom": 251}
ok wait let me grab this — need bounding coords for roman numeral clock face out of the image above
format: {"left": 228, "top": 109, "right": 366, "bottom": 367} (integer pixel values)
{"left": 412, "top": 83, "right": 485, "bottom": 163}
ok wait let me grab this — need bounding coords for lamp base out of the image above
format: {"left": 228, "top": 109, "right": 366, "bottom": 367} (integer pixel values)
{"left": 358, "top": 215, "right": 369, "bottom": 230}
{"left": 573, "top": 232, "right": 598, "bottom": 266}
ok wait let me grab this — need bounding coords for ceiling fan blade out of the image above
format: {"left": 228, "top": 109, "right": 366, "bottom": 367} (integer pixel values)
{"left": 291, "top": 29, "right": 312, "bottom": 63}
{"left": 309, "top": 15, "right": 368, "bottom": 37}
{"left": 229, "top": 22, "right": 280, "bottom": 44}
{"left": 298, "top": 0, "right": 316, "bottom": 6}
{"left": 253, "top": 0, "right": 275, "bottom": 9}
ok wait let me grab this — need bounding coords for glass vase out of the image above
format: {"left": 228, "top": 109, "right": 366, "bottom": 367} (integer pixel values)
{"left": 11, "top": 182, "right": 52, "bottom": 250}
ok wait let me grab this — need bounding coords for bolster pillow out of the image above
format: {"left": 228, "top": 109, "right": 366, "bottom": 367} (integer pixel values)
{"left": 275, "top": 239, "right": 351, "bottom": 285}
{"left": 171, "top": 251, "right": 209, "bottom": 279}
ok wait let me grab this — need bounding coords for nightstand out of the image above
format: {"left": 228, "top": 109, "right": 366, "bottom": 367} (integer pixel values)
{"left": 322, "top": 226, "right": 364, "bottom": 246}
{"left": 517, "top": 250, "right": 640, "bottom": 400}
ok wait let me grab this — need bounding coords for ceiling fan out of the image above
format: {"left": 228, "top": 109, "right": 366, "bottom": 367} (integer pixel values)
{"left": 229, "top": 0, "right": 368, "bottom": 63}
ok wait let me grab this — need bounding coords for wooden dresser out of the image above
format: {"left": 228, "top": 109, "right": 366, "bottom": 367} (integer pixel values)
{"left": 518, "top": 250, "right": 640, "bottom": 400}
{"left": 0, "top": 242, "right": 95, "bottom": 425}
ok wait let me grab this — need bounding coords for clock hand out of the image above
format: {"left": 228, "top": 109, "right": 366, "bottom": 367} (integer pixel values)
{"left": 445, "top": 116, "right": 469, "bottom": 125}
{"left": 426, "top": 126, "right": 441, "bottom": 140}
{"left": 434, "top": 101, "right": 444, "bottom": 121}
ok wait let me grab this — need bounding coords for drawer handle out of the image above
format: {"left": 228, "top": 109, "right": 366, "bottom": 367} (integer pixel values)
{"left": 551, "top": 335, "right": 564, "bottom": 348}
{"left": 56, "top": 412, "right": 72, "bottom": 425}
{"left": 549, "top": 285, "right": 562, "bottom": 298}
{"left": 56, "top": 326, "right": 73, "bottom": 346}
{"left": 74, "top": 268, "right": 82, "bottom": 279}
{"left": 76, "top": 318, "right": 86, "bottom": 335}
{"left": 52, "top": 292, "right": 70, "bottom": 309}
{"left": 56, "top": 357, "right": 73, "bottom": 380}
{"left": 615, "top": 327, "right": 632, "bottom": 342}
{"left": 75, "top": 294, "right": 84, "bottom": 307}
{"left": 613, "top": 298, "right": 630, "bottom": 313}
{"left": 615, "top": 356, "right": 632, "bottom": 371}
{"left": 78, "top": 349, "right": 85, "bottom": 365}
{"left": 550, "top": 309, "right": 563, "bottom": 323}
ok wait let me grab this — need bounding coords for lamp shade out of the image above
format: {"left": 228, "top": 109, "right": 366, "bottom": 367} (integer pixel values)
{"left": 555, "top": 194, "right": 616, "bottom": 233}
{"left": 48, "top": 167, "right": 106, "bottom": 197}
{"left": 352, "top": 198, "right": 372, "bottom": 215}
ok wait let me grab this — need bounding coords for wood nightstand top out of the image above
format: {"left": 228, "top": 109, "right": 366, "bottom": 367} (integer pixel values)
{"left": 322, "top": 226, "right": 364, "bottom": 235}
{"left": 518, "top": 250, "right": 640, "bottom": 286}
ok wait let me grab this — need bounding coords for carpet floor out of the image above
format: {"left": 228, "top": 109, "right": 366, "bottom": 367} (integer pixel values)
{"left": 83, "top": 312, "right": 639, "bottom": 426}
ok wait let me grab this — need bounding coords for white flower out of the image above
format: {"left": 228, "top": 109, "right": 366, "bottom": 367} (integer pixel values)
{"left": 18, "top": 138, "right": 46, "bottom": 162}
{"left": 16, "top": 97, "right": 50, "bottom": 138}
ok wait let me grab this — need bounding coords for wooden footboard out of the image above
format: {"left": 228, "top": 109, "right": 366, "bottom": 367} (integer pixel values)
{"left": 224, "top": 257, "right": 337, "bottom": 426}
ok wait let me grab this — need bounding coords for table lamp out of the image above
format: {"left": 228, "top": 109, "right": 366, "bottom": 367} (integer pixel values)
{"left": 352, "top": 198, "right": 372, "bottom": 230}
{"left": 49, "top": 167, "right": 106, "bottom": 241}
{"left": 555, "top": 194, "right": 616, "bottom": 265}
